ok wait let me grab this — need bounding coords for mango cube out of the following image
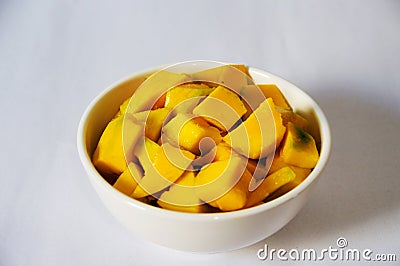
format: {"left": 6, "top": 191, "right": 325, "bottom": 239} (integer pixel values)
{"left": 276, "top": 107, "right": 309, "bottom": 130}
{"left": 246, "top": 166, "right": 296, "bottom": 208}
{"left": 223, "top": 98, "right": 286, "bottom": 159}
{"left": 280, "top": 122, "right": 319, "bottom": 168}
{"left": 132, "top": 143, "right": 195, "bottom": 198}
{"left": 165, "top": 83, "right": 214, "bottom": 112}
{"left": 130, "top": 107, "right": 172, "bottom": 142}
{"left": 193, "top": 85, "right": 247, "bottom": 131}
{"left": 162, "top": 113, "right": 221, "bottom": 155}
{"left": 257, "top": 84, "right": 291, "bottom": 109}
{"left": 93, "top": 115, "right": 143, "bottom": 175}
{"left": 157, "top": 171, "right": 209, "bottom": 213}
{"left": 195, "top": 156, "right": 249, "bottom": 211}
{"left": 113, "top": 162, "right": 143, "bottom": 196}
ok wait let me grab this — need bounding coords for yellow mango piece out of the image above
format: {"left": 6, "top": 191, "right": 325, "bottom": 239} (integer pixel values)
{"left": 132, "top": 143, "right": 195, "bottom": 198}
{"left": 127, "top": 71, "right": 189, "bottom": 113}
{"left": 223, "top": 98, "right": 286, "bottom": 159}
{"left": 191, "top": 65, "right": 250, "bottom": 93}
{"left": 280, "top": 122, "right": 319, "bottom": 168}
{"left": 157, "top": 171, "right": 209, "bottom": 213}
{"left": 257, "top": 84, "right": 291, "bottom": 109}
{"left": 134, "top": 137, "right": 159, "bottom": 171}
{"left": 93, "top": 115, "right": 143, "bottom": 175}
{"left": 245, "top": 157, "right": 272, "bottom": 181}
{"left": 269, "top": 153, "right": 312, "bottom": 194}
{"left": 119, "top": 97, "right": 131, "bottom": 115}
{"left": 195, "top": 156, "right": 249, "bottom": 211}
{"left": 113, "top": 162, "right": 143, "bottom": 196}
{"left": 130, "top": 108, "right": 172, "bottom": 142}
{"left": 165, "top": 83, "right": 214, "bottom": 111}
{"left": 230, "top": 64, "right": 250, "bottom": 77}
{"left": 212, "top": 168, "right": 252, "bottom": 211}
{"left": 213, "top": 142, "right": 232, "bottom": 161}
{"left": 246, "top": 166, "right": 296, "bottom": 208}
{"left": 276, "top": 107, "right": 309, "bottom": 130}
{"left": 193, "top": 85, "right": 247, "bottom": 131}
{"left": 162, "top": 113, "right": 221, "bottom": 155}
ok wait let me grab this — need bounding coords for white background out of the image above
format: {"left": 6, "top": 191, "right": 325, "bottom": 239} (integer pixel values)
{"left": 1, "top": 1, "right": 399, "bottom": 265}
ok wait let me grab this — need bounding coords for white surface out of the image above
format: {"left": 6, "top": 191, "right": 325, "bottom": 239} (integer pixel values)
{"left": 1, "top": 0, "right": 399, "bottom": 265}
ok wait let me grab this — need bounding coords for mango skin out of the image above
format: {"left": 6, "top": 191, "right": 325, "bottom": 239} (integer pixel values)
{"left": 280, "top": 122, "right": 319, "bottom": 168}
{"left": 93, "top": 115, "right": 142, "bottom": 175}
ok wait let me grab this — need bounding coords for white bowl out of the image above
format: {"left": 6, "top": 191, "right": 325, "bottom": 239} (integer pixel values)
{"left": 77, "top": 63, "right": 331, "bottom": 253}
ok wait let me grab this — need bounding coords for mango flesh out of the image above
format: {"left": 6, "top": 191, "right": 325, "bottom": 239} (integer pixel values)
{"left": 276, "top": 107, "right": 309, "bottom": 130}
{"left": 194, "top": 156, "right": 248, "bottom": 210}
{"left": 132, "top": 143, "right": 196, "bottom": 198}
{"left": 257, "top": 84, "right": 291, "bottom": 110}
{"left": 245, "top": 166, "right": 296, "bottom": 208}
{"left": 130, "top": 107, "right": 172, "bottom": 142}
{"left": 162, "top": 113, "right": 222, "bottom": 155}
{"left": 280, "top": 122, "right": 319, "bottom": 168}
{"left": 165, "top": 83, "right": 214, "bottom": 112}
{"left": 193, "top": 85, "right": 247, "bottom": 131}
{"left": 157, "top": 171, "right": 210, "bottom": 213}
{"left": 93, "top": 115, "right": 142, "bottom": 175}
{"left": 113, "top": 162, "right": 143, "bottom": 196}
{"left": 223, "top": 98, "right": 286, "bottom": 159}
{"left": 191, "top": 64, "right": 250, "bottom": 92}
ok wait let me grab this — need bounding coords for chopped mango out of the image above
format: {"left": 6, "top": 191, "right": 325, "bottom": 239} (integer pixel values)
{"left": 130, "top": 108, "right": 172, "bottom": 142}
{"left": 269, "top": 153, "right": 312, "bottom": 194}
{"left": 157, "top": 171, "right": 209, "bottom": 213}
{"left": 191, "top": 65, "right": 250, "bottom": 92}
{"left": 134, "top": 137, "right": 160, "bottom": 171}
{"left": 193, "top": 85, "right": 247, "bottom": 131}
{"left": 113, "top": 162, "right": 143, "bottom": 196}
{"left": 132, "top": 143, "right": 196, "bottom": 198}
{"left": 257, "top": 84, "right": 291, "bottom": 109}
{"left": 223, "top": 98, "right": 286, "bottom": 159}
{"left": 213, "top": 142, "right": 232, "bottom": 161}
{"left": 165, "top": 83, "right": 214, "bottom": 111}
{"left": 127, "top": 71, "right": 188, "bottom": 113}
{"left": 276, "top": 107, "right": 309, "bottom": 130}
{"left": 195, "top": 156, "right": 249, "bottom": 211}
{"left": 93, "top": 115, "right": 143, "bottom": 175}
{"left": 230, "top": 64, "right": 250, "bottom": 77}
{"left": 280, "top": 122, "right": 319, "bottom": 168}
{"left": 118, "top": 97, "right": 131, "bottom": 116}
{"left": 246, "top": 166, "right": 296, "bottom": 208}
{"left": 162, "top": 113, "right": 221, "bottom": 155}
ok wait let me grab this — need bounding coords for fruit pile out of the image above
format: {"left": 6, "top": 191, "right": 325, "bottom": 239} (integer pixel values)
{"left": 92, "top": 64, "right": 320, "bottom": 213}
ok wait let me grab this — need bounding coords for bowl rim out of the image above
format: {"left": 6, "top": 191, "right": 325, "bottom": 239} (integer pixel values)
{"left": 77, "top": 63, "right": 331, "bottom": 221}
